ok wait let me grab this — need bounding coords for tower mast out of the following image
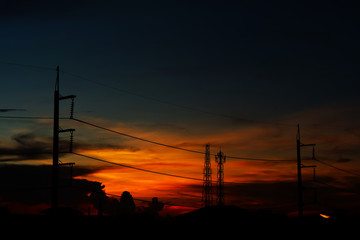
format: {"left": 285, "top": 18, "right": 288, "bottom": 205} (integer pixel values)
{"left": 202, "top": 144, "right": 213, "bottom": 207}
{"left": 215, "top": 149, "right": 226, "bottom": 206}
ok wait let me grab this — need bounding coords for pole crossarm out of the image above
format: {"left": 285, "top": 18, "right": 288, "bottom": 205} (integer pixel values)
{"left": 59, "top": 95, "right": 76, "bottom": 100}
{"left": 59, "top": 128, "right": 75, "bottom": 133}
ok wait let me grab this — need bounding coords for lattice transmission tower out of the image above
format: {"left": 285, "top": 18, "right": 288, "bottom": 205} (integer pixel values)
{"left": 202, "top": 144, "right": 213, "bottom": 207}
{"left": 215, "top": 149, "right": 226, "bottom": 206}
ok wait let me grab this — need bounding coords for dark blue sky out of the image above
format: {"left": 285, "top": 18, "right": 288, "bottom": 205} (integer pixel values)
{"left": 1, "top": 0, "right": 360, "bottom": 127}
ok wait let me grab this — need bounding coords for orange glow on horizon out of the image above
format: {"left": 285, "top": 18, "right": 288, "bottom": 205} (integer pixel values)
{"left": 73, "top": 134, "right": 296, "bottom": 203}
{"left": 64, "top": 112, "right": 360, "bottom": 214}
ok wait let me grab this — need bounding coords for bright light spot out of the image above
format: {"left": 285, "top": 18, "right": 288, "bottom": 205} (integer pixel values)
{"left": 320, "top": 213, "right": 330, "bottom": 219}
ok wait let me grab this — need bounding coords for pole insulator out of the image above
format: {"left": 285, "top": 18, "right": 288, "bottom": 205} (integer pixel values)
{"left": 70, "top": 97, "right": 75, "bottom": 119}
{"left": 69, "top": 130, "right": 74, "bottom": 153}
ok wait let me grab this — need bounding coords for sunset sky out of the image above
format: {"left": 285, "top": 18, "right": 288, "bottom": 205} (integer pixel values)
{"left": 1, "top": 0, "right": 360, "bottom": 216}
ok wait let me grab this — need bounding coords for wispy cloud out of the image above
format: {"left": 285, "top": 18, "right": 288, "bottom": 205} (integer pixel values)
{"left": 0, "top": 132, "right": 52, "bottom": 162}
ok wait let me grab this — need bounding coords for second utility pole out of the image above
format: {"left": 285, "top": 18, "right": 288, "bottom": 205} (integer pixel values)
{"left": 52, "top": 66, "right": 60, "bottom": 211}
{"left": 296, "top": 124, "right": 303, "bottom": 219}
{"left": 296, "top": 124, "right": 316, "bottom": 219}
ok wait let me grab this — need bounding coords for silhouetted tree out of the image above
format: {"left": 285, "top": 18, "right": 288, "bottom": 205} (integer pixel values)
{"left": 89, "top": 185, "right": 106, "bottom": 216}
{"left": 146, "top": 197, "right": 164, "bottom": 216}
{"left": 118, "top": 191, "right": 136, "bottom": 215}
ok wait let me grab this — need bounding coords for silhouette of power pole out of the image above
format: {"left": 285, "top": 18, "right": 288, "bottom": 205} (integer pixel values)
{"left": 202, "top": 144, "right": 213, "bottom": 207}
{"left": 296, "top": 124, "right": 316, "bottom": 219}
{"left": 52, "top": 66, "right": 76, "bottom": 212}
{"left": 215, "top": 149, "right": 226, "bottom": 206}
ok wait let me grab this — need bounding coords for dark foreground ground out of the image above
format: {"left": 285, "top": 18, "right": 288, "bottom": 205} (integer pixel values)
{"left": 1, "top": 205, "right": 359, "bottom": 236}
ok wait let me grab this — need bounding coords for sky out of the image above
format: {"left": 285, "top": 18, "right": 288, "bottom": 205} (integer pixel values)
{"left": 1, "top": 0, "right": 360, "bottom": 216}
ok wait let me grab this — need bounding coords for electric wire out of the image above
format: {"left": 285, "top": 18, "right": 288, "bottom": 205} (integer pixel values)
{"left": 4, "top": 61, "right": 360, "bottom": 210}
{"left": 72, "top": 118, "right": 205, "bottom": 155}
{"left": 60, "top": 69, "right": 294, "bottom": 127}
{"left": 72, "top": 152, "right": 204, "bottom": 182}
{"left": 71, "top": 152, "right": 240, "bottom": 184}
{"left": 5, "top": 115, "right": 352, "bottom": 165}
{"left": 226, "top": 155, "right": 294, "bottom": 162}
{"left": 0, "top": 116, "right": 68, "bottom": 120}
{"left": 72, "top": 117, "right": 295, "bottom": 162}
{"left": 315, "top": 159, "right": 360, "bottom": 177}
{"left": 0, "top": 115, "right": 296, "bottom": 162}
{"left": 0, "top": 59, "right": 294, "bottom": 126}
{"left": 60, "top": 70, "right": 257, "bottom": 123}
{"left": 0, "top": 60, "right": 55, "bottom": 71}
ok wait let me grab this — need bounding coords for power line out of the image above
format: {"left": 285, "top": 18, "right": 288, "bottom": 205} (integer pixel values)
{"left": 314, "top": 179, "right": 360, "bottom": 196}
{"left": 0, "top": 60, "right": 55, "bottom": 71}
{"left": 60, "top": 70, "right": 242, "bottom": 121}
{"left": 61, "top": 70, "right": 294, "bottom": 127}
{"left": 72, "top": 118, "right": 205, "bottom": 155}
{"left": 226, "top": 155, "right": 294, "bottom": 162}
{"left": 0, "top": 115, "right": 295, "bottom": 162}
{"left": 3, "top": 119, "right": 355, "bottom": 176}
{"left": 0, "top": 116, "right": 68, "bottom": 120}
{"left": 71, "top": 152, "right": 242, "bottom": 184}
{"left": 0, "top": 59, "right": 294, "bottom": 126}
{"left": 72, "top": 117, "right": 294, "bottom": 162}
{"left": 72, "top": 152, "right": 204, "bottom": 182}
{"left": 315, "top": 159, "right": 360, "bottom": 177}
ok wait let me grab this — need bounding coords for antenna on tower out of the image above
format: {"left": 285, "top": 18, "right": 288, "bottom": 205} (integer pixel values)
{"left": 202, "top": 144, "right": 213, "bottom": 207}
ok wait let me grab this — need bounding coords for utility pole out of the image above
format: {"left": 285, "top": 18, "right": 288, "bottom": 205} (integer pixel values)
{"left": 52, "top": 66, "right": 76, "bottom": 213}
{"left": 52, "top": 66, "right": 60, "bottom": 211}
{"left": 202, "top": 144, "right": 213, "bottom": 207}
{"left": 215, "top": 149, "right": 226, "bottom": 206}
{"left": 296, "top": 124, "right": 303, "bottom": 219}
{"left": 297, "top": 124, "right": 316, "bottom": 219}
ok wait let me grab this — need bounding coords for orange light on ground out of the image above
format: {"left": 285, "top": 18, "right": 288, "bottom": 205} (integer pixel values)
{"left": 320, "top": 213, "right": 330, "bottom": 219}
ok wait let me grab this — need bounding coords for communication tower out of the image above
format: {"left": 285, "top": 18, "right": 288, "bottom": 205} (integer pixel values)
{"left": 215, "top": 149, "right": 226, "bottom": 206}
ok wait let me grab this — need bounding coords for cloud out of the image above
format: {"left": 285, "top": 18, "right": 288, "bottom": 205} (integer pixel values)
{"left": 0, "top": 132, "right": 76, "bottom": 162}
{"left": 0, "top": 133, "right": 53, "bottom": 162}
{"left": 74, "top": 141, "right": 140, "bottom": 153}
{"left": 337, "top": 158, "right": 352, "bottom": 163}
{"left": 0, "top": 130, "right": 140, "bottom": 163}
{"left": 133, "top": 122, "right": 187, "bottom": 132}
{"left": 0, "top": 109, "right": 26, "bottom": 112}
